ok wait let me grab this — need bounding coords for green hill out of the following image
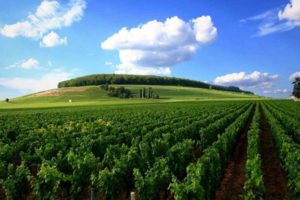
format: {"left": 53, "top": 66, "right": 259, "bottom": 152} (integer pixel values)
{"left": 58, "top": 74, "right": 253, "bottom": 94}
{"left": 0, "top": 85, "right": 261, "bottom": 109}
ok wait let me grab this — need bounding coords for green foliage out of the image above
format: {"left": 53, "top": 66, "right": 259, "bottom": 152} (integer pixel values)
{"left": 67, "top": 150, "right": 99, "bottom": 197}
{"left": 134, "top": 158, "right": 171, "bottom": 200}
{"left": 100, "top": 83, "right": 109, "bottom": 91}
{"left": 170, "top": 104, "right": 253, "bottom": 200}
{"left": 243, "top": 156, "right": 264, "bottom": 200}
{"left": 265, "top": 103, "right": 300, "bottom": 143}
{"left": 92, "top": 168, "right": 119, "bottom": 199}
{"left": 138, "top": 87, "right": 159, "bottom": 98}
{"left": 106, "top": 86, "right": 133, "bottom": 98}
{"left": 292, "top": 77, "right": 300, "bottom": 98}
{"left": 100, "top": 84, "right": 133, "bottom": 98}
{"left": 166, "top": 139, "right": 195, "bottom": 179}
{"left": 0, "top": 162, "right": 30, "bottom": 200}
{"left": 242, "top": 104, "right": 264, "bottom": 200}
{"left": 0, "top": 101, "right": 274, "bottom": 199}
{"left": 262, "top": 103, "right": 300, "bottom": 198}
{"left": 92, "top": 144, "right": 140, "bottom": 198}
{"left": 32, "top": 161, "right": 69, "bottom": 200}
{"left": 199, "top": 104, "right": 249, "bottom": 151}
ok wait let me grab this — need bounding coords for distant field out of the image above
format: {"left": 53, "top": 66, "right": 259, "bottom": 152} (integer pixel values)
{"left": 0, "top": 85, "right": 261, "bottom": 109}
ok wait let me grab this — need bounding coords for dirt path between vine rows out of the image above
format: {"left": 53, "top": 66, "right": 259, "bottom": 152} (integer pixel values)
{"left": 259, "top": 108, "right": 289, "bottom": 200}
{"left": 214, "top": 108, "right": 254, "bottom": 200}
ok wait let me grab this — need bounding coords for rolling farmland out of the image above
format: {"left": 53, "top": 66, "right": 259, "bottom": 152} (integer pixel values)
{"left": 0, "top": 100, "right": 299, "bottom": 200}
{"left": 1, "top": 0, "right": 299, "bottom": 198}
{"left": 0, "top": 85, "right": 259, "bottom": 110}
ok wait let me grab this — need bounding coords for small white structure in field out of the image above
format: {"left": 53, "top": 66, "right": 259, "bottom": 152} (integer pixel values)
{"left": 290, "top": 96, "right": 300, "bottom": 101}
{"left": 130, "top": 192, "right": 136, "bottom": 200}
{"left": 69, "top": 99, "right": 72, "bottom": 103}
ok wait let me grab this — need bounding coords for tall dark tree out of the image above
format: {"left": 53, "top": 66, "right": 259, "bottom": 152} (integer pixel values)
{"left": 148, "top": 87, "right": 151, "bottom": 99}
{"left": 150, "top": 88, "right": 153, "bottom": 98}
{"left": 293, "top": 77, "right": 300, "bottom": 98}
{"left": 139, "top": 89, "right": 142, "bottom": 98}
{"left": 143, "top": 88, "right": 146, "bottom": 98}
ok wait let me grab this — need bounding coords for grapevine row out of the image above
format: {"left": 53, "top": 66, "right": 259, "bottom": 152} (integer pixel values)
{"left": 262, "top": 103, "right": 300, "bottom": 198}
{"left": 242, "top": 104, "right": 264, "bottom": 199}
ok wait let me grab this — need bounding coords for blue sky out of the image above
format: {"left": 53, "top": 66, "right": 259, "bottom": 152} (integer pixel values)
{"left": 0, "top": 0, "right": 300, "bottom": 99}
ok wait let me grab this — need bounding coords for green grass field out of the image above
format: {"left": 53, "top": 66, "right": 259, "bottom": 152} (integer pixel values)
{"left": 0, "top": 85, "right": 262, "bottom": 110}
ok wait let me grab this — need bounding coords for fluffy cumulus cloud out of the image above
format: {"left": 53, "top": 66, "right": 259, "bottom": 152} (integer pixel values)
{"left": 279, "top": 0, "right": 300, "bottom": 25}
{"left": 40, "top": 31, "right": 67, "bottom": 47}
{"left": 242, "top": 0, "right": 300, "bottom": 36}
{"left": 214, "top": 71, "right": 279, "bottom": 89}
{"left": 5, "top": 58, "right": 40, "bottom": 70}
{"left": 0, "top": 70, "right": 71, "bottom": 93}
{"left": 289, "top": 71, "right": 300, "bottom": 81}
{"left": 0, "top": 0, "right": 86, "bottom": 46}
{"left": 101, "top": 16, "right": 217, "bottom": 75}
{"left": 36, "top": 0, "right": 60, "bottom": 18}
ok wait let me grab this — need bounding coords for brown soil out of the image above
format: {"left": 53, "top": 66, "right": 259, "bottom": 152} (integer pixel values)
{"left": 0, "top": 187, "right": 5, "bottom": 200}
{"left": 194, "top": 140, "right": 201, "bottom": 159}
{"left": 214, "top": 108, "right": 254, "bottom": 200}
{"left": 34, "top": 87, "right": 88, "bottom": 96}
{"left": 259, "top": 108, "right": 289, "bottom": 200}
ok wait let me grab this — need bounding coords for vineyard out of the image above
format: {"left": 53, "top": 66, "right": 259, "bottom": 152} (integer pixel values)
{"left": 0, "top": 100, "right": 299, "bottom": 200}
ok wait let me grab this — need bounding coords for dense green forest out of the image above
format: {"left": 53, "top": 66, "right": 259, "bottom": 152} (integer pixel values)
{"left": 58, "top": 74, "right": 253, "bottom": 94}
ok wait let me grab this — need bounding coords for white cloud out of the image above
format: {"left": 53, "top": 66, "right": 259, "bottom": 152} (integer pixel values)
{"left": 115, "top": 64, "right": 171, "bottom": 75}
{"left": 4, "top": 64, "right": 17, "bottom": 70}
{"left": 279, "top": 0, "right": 300, "bottom": 25}
{"left": 289, "top": 71, "right": 300, "bottom": 81}
{"left": 5, "top": 58, "right": 40, "bottom": 70}
{"left": 0, "top": 70, "right": 71, "bottom": 93}
{"left": 193, "top": 16, "right": 217, "bottom": 43}
{"left": 21, "top": 58, "right": 40, "bottom": 69}
{"left": 105, "top": 61, "right": 113, "bottom": 66}
{"left": 0, "top": 0, "right": 86, "bottom": 38}
{"left": 242, "top": 9, "right": 279, "bottom": 22}
{"left": 257, "top": 21, "right": 295, "bottom": 36}
{"left": 263, "top": 88, "right": 289, "bottom": 94}
{"left": 242, "top": 0, "right": 300, "bottom": 36}
{"left": 36, "top": 0, "right": 60, "bottom": 18}
{"left": 101, "top": 16, "right": 217, "bottom": 75}
{"left": 214, "top": 71, "right": 279, "bottom": 89}
{"left": 40, "top": 31, "right": 67, "bottom": 47}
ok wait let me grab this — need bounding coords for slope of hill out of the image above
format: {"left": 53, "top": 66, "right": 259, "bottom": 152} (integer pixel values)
{"left": 0, "top": 85, "right": 261, "bottom": 109}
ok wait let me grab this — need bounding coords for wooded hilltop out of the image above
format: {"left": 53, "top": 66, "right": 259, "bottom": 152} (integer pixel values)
{"left": 58, "top": 74, "right": 254, "bottom": 94}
